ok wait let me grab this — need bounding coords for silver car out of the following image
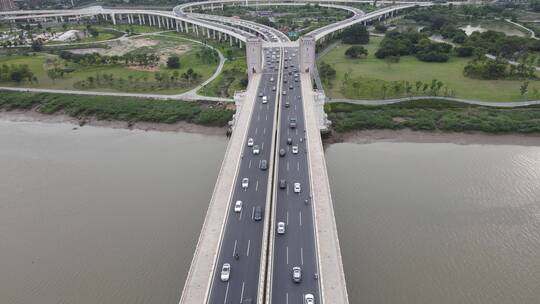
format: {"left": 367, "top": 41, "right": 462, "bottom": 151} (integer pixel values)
{"left": 292, "top": 266, "right": 302, "bottom": 283}
{"left": 277, "top": 222, "right": 286, "bottom": 235}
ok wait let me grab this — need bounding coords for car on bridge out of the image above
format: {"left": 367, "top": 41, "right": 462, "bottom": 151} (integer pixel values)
{"left": 304, "top": 294, "right": 314, "bottom": 304}
{"left": 242, "top": 178, "right": 249, "bottom": 189}
{"left": 292, "top": 266, "right": 302, "bottom": 283}
{"left": 254, "top": 206, "right": 263, "bottom": 221}
{"left": 221, "top": 263, "right": 231, "bottom": 282}
{"left": 277, "top": 222, "right": 286, "bottom": 235}
{"left": 289, "top": 117, "right": 297, "bottom": 129}
{"left": 247, "top": 137, "right": 254, "bottom": 147}
{"left": 259, "top": 159, "right": 268, "bottom": 170}
{"left": 253, "top": 145, "right": 260, "bottom": 155}
{"left": 234, "top": 200, "right": 242, "bottom": 213}
{"left": 294, "top": 182, "right": 301, "bottom": 193}
{"left": 292, "top": 146, "right": 299, "bottom": 154}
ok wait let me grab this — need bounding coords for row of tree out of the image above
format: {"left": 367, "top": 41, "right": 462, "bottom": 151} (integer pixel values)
{"left": 374, "top": 31, "right": 452, "bottom": 63}
{"left": 464, "top": 56, "right": 537, "bottom": 80}
{"left": 58, "top": 51, "right": 160, "bottom": 67}
{"left": 0, "top": 64, "right": 36, "bottom": 83}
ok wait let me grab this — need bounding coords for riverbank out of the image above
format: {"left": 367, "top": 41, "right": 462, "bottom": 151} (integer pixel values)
{"left": 324, "top": 129, "right": 540, "bottom": 147}
{"left": 0, "top": 90, "right": 234, "bottom": 129}
{"left": 0, "top": 109, "right": 226, "bottom": 136}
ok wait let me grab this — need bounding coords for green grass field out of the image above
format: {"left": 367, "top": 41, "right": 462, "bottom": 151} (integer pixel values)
{"left": 199, "top": 58, "right": 247, "bottom": 97}
{"left": 318, "top": 36, "right": 540, "bottom": 102}
{"left": 0, "top": 36, "right": 218, "bottom": 94}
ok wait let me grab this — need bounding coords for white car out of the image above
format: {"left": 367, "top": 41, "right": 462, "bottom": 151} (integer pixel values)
{"left": 304, "top": 294, "right": 314, "bottom": 304}
{"left": 277, "top": 222, "right": 286, "bottom": 235}
{"left": 292, "top": 146, "right": 299, "bottom": 154}
{"left": 247, "top": 138, "right": 254, "bottom": 147}
{"left": 294, "top": 182, "right": 301, "bottom": 193}
{"left": 292, "top": 266, "right": 302, "bottom": 283}
{"left": 253, "top": 145, "right": 260, "bottom": 155}
{"left": 234, "top": 200, "right": 242, "bottom": 212}
{"left": 221, "top": 263, "right": 231, "bottom": 282}
{"left": 262, "top": 96, "right": 268, "bottom": 104}
{"left": 242, "top": 178, "right": 249, "bottom": 189}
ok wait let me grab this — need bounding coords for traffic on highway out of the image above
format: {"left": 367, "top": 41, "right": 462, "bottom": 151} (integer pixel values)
{"left": 208, "top": 47, "right": 281, "bottom": 304}
{"left": 270, "top": 47, "right": 320, "bottom": 304}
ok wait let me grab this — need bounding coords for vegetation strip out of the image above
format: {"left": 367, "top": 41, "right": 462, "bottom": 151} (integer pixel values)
{"left": 326, "top": 100, "right": 540, "bottom": 134}
{"left": 0, "top": 90, "right": 233, "bottom": 127}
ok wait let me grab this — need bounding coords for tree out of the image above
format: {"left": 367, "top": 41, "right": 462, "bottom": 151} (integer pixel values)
{"left": 342, "top": 24, "right": 369, "bottom": 44}
{"left": 167, "top": 55, "right": 181, "bottom": 69}
{"left": 31, "top": 39, "right": 43, "bottom": 52}
{"left": 226, "top": 49, "right": 233, "bottom": 61}
{"left": 385, "top": 55, "right": 400, "bottom": 69}
{"left": 374, "top": 23, "right": 387, "bottom": 33}
{"left": 344, "top": 46, "right": 368, "bottom": 58}
{"left": 520, "top": 81, "right": 529, "bottom": 98}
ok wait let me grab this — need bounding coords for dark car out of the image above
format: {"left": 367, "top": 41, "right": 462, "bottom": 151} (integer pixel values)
{"left": 287, "top": 138, "right": 292, "bottom": 145}
{"left": 285, "top": 101, "right": 290, "bottom": 108}
{"left": 289, "top": 117, "right": 297, "bottom": 129}
{"left": 279, "top": 179, "right": 286, "bottom": 189}
{"left": 279, "top": 149, "right": 286, "bottom": 157}
{"left": 259, "top": 159, "right": 268, "bottom": 170}
{"left": 254, "top": 206, "right": 263, "bottom": 221}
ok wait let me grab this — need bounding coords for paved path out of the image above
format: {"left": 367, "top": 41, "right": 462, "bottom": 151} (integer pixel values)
{"left": 329, "top": 96, "right": 540, "bottom": 107}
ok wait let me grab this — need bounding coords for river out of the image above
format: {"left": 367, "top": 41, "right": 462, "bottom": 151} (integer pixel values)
{"left": 326, "top": 142, "right": 540, "bottom": 304}
{"left": 1, "top": 120, "right": 539, "bottom": 304}
{"left": 0, "top": 120, "right": 227, "bottom": 304}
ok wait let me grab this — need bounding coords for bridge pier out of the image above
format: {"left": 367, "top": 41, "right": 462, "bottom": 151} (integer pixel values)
{"left": 299, "top": 35, "right": 316, "bottom": 73}
{"left": 246, "top": 37, "right": 262, "bottom": 79}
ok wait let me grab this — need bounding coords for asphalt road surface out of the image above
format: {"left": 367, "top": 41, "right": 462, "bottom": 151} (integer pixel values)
{"left": 207, "top": 47, "right": 281, "bottom": 304}
{"left": 270, "top": 47, "right": 321, "bottom": 304}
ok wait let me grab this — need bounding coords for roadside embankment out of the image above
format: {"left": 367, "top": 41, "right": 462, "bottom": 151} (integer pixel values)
{"left": 326, "top": 99, "right": 540, "bottom": 134}
{"left": 0, "top": 90, "right": 234, "bottom": 133}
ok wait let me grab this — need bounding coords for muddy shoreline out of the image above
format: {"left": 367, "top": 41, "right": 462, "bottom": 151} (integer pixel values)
{"left": 2, "top": 110, "right": 540, "bottom": 146}
{"left": 325, "top": 129, "right": 540, "bottom": 146}
{"left": 0, "top": 109, "right": 227, "bottom": 137}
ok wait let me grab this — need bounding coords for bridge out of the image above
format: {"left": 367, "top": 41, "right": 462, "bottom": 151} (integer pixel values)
{"left": 0, "top": 1, "right": 446, "bottom": 303}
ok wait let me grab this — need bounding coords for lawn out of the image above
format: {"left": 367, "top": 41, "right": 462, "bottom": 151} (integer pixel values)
{"left": 318, "top": 36, "right": 540, "bottom": 102}
{"left": 0, "top": 36, "right": 218, "bottom": 94}
{"left": 199, "top": 58, "right": 247, "bottom": 97}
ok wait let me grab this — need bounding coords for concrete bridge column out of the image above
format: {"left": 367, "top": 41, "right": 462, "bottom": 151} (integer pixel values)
{"left": 218, "top": 31, "right": 222, "bottom": 41}
{"left": 138, "top": 14, "right": 142, "bottom": 25}
{"left": 176, "top": 20, "right": 180, "bottom": 32}
{"left": 179, "top": 20, "right": 184, "bottom": 32}
{"left": 229, "top": 34, "right": 233, "bottom": 46}
{"left": 246, "top": 37, "right": 262, "bottom": 79}
{"left": 111, "top": 14, "right": 116, "bottom": 25}
{"left": 207, "top": 27, "right": 211, "bottom": 39}
{"left": 213, "top": 29, "right": 216, "bottom": 40}
{"left": 157, "top": 16, "right": 161, "bottom": 28}
{"left": 195, "top": 25, "right": 199, "bottom": 36}
{"left": 299, "top": 35, "right": 316, "bottom": 73}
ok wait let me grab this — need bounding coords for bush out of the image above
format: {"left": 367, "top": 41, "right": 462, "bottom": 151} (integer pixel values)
{"left": 167, "top": 55, "right": 181, "bottom": 69}
{"left": 456, "top": 46, "right": 474, "bottom": 57}
{"left": 344, "top": 46, "right": 368, "bottom": 58}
